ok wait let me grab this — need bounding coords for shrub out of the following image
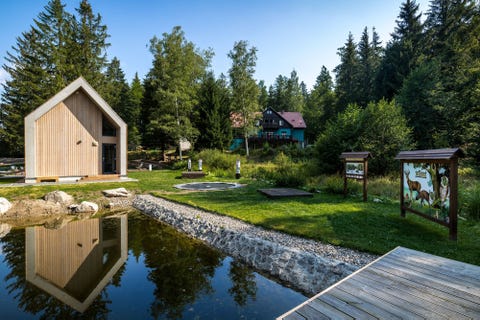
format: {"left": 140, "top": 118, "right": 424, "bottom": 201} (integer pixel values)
{"left": 368, "top": 176, "right": 399, "bottom": 199}
{"left": 253, "top": 152, "right": 307, "bottom": 188}
{"left": 462, "top": 183, "right": 480, "bottom": 221}
{"left": 194, "top": 149, "right": 241, "bottom": 172}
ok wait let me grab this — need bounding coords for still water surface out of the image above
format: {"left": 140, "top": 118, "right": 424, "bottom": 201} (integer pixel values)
{"left": 0, "top": 211, "right": 306, "bottom": 319}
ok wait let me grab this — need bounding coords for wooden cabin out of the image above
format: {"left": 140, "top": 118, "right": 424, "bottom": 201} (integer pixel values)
{"left": 24, "top": 77, "right": 127, "bottom": 183}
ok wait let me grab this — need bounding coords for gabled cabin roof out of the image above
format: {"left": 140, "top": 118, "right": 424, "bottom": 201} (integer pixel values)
{"left": 395, "top": 148, "right": 464, "bottom": 161}
{"left": 278, "top": 111, "right": 306, "bottom": 129}
{"left": 25, "top": 76, "right": 126, "bottom": 129}
{"left": 340, "top": 151, "right": 372, "bottom": 160}
{"left": 264, "top": 107, "right": 306, "bottom": 129}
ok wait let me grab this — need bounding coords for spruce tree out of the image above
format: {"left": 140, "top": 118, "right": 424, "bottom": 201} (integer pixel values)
{"left": 194, "top": 72, "right": 232, "bottom": 150}
{"left": 375, "top": 0, "right": 423, "bottom": 100}
{"left": 71, "top": 0, "right": 109, "bottom": 90}
{"left": 304, "top": 66, "right": 336, "bottom": 143}
{"left": 422, "top": 0, "right": 480, "bottom": 152}
{"left": 267, "top": 70, "right": 305, "bottom": 112}
{"left": 334, "top": 33, "right": 359, "bottom": 111}
{"left": 1, "top": 29, "right": 48, "bottom": 155}
{"left": 257, "top": 80, "right": 269, "bottom": 110}
{"left": 0, "top": 0, "right": 110, "bottom": 155}
{"left": 128, "top": 73, "right": 144, "bottom": 149}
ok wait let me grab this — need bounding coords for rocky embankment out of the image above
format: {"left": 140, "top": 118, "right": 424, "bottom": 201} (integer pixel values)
{"left": 133, "top": 195, "right": 378, "bottom": 295}
{"left": 0, "top": 187, "right": 134, "bottom": 232}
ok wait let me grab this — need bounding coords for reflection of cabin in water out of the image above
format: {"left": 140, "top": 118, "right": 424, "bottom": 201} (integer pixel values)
{"left": 24, "top": 77, "right": 128, "bottom": 183}
{"left": 25, "top": 216, "right": 127, "bottom": 312}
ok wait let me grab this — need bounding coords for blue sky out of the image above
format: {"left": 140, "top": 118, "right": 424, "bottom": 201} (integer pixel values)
{"left": 0, "top": 0, "right": 431, "bottom": 91}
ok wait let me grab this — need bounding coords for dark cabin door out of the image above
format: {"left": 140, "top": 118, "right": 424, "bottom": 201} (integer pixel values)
{"left": 102, "top": 144, "right": 117, "bottom": 174}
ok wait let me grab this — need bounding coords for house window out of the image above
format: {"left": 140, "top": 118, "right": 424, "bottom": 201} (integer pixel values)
{"left": 266, "top": 110, "right": 272, "bottom": 114}
{"left": 102, "top": 115, "right": 117, "bottom": 137}
{"left": 279, "top": 120, "right": 283, "bottom": 126}
{"left": 281, "top": 132, "right": 286, "bottom": 138}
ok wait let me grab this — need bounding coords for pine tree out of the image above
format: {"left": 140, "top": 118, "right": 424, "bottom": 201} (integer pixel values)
{"left": 422, "top": 0, "right": 480, "bottom": 152}
{"left": 195, "top": 72, "right": 232, "bottom": 150}
{"left": 375, "top": 0, "right": 423, "bottom": 100}
{"left": 103, "top": 57, "right": 142, "bottom": 149}
{"left": 257, "top": 80, "right": 269, "bottom": 110}
{"left": 128, "top": 73, "right": 144, "bottom": 149}
{"left": 334, "top": 33, "right": 359, "bottom": 111}
{"left": 33, "top": 0, "right": 73, "bottom": 92}
{"left": 0, "top": 0, "right": 110, "bottom": 155}
{"left": 356, "top": 27, "right": 379, "bottom": 106}
{"left": 228, "top": 40, "right": 259, "bottom": 157}
{"left": 285, "top": 70, "right": 305, "bottom": 112}
{"left": 71, "top": 0, "right": 109, "bottom": 90}
{"left": 304, "top": 66, "right": 336, "bottom": 143}
{"left": 268, "top": 70, "right": 305, "bottom": 112}
{"left": 1, "top": 29, "right": 48, "bottom": 155}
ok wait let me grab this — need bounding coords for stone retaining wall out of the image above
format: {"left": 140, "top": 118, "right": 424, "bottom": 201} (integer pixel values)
{"left": 133, "top": 195, "right": 357, "bottom": 295}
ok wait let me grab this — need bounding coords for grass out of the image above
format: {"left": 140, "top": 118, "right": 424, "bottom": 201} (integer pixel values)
{"left": 1, "top": 169, "right": 479, "bottom": 266}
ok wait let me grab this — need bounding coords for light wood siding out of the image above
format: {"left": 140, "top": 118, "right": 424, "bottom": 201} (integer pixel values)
{"left": 35, "top": 90, "right": 119, "bottom": 177}
{"left": 34, "top": 219, "right": 101, "bottom": 290}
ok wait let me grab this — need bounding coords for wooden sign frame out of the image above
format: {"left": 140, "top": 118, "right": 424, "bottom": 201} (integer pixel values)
{"left": 340, "top": 152, "right": 371, "bottom": 202}
{"left": 395, "top": 148, "right": 464, "bottom": 240}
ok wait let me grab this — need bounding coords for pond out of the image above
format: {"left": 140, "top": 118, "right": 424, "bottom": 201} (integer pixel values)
{"left": 0, "top": 211, "right": 306, "bottom": 319}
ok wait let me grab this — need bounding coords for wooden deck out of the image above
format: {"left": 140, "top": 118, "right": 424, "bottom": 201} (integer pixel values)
{"left": 278, "top": 246, "right": 480, "bottom": 319}
{"left": 258, "top": 188, "right": 313, "bottom": 198}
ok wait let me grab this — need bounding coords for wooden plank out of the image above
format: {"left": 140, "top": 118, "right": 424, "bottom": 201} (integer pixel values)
{"left": 329, "top": 287, "right": 402, "bottom": 320}
{"left": 382, "top": 254, "right": 480, "bottom": 291}
{"left": 295, "top": 305, "right": 329, "bottom": 320}
{"left": 282, "top": 311, "right": 307, "bottom": 320}
{"left": 355, "top": 270, "right": 471, "bottom": 319}
{"left": 361, "top": 268, "right": 479, "bottom": 318}
{"left": 308, "top": 298, "right": 354, "bottom": 320}
{"left": 317, "top": 293, "right": 377, "bottom": 319}
{"left": 374, "top": 258, "right": 480, "bottom": 299}
{"left": 349, "top": 276, "right": 451, "bottom": 319}
{"left": 336, "top": 279, "right": 424, "bottom": 319}
{"left": 371, "top": 260, "right": 480, "bottom": 305}
{"left": 388, "top": 247, "right": 480, "bottom": 282}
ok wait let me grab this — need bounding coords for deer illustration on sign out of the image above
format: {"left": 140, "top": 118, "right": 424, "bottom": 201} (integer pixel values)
{"left": 405, "top": 169, "right": 422, "bottom": 205}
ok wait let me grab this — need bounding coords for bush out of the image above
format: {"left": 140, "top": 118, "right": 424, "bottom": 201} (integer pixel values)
{"left": 194, "top": 149, "right": 242, "bottom": 172}
{"left": 252, "top": 152, "right": 306, "bottom": 188}
{"left": 322, "top": 175, "right": 345, "bottom": 194}
{"left": 368, "top": 176, "right": 399, "bottom": 199}
{"left": 462, "top": 183, "right": 480, "bottom": 221}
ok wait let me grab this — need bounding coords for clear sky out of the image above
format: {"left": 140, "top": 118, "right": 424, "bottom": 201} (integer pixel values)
{"left": 0, "top": 0, "right": 431, "bottom": 92}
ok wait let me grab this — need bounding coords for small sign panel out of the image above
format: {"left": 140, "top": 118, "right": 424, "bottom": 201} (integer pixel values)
{"left": 346, "top": 162, "right": 365, "bottom": 179}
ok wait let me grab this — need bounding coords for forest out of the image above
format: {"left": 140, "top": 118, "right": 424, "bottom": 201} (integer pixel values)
{"left": 1, "top": 0, "right": 479, "bottom": 175}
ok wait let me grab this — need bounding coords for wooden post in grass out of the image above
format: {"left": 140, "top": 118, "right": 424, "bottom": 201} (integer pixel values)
{"left": 340, "top": 152, "right": 371, "bottom": 202}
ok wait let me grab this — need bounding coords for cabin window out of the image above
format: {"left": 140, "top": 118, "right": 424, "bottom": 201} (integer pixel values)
{"left": 279, "top": 120, "right": 283, "bottom": 126}
{"left": 102, "top": 116, "right": 117, "bottom": 137}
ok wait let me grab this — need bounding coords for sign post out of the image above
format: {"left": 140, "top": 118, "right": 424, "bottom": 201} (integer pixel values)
{"left": 340, "top": 152, "right": 371, "bottom": 202}
{"left": 395, "top": 148, "right": 464, "bottom": 240}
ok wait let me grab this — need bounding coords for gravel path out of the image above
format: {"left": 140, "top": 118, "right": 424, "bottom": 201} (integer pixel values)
{"left": 148, "top": 196, "right": 378, "bottom": 268}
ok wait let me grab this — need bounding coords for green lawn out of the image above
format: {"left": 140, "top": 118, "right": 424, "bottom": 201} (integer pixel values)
{"left": 1, "top": 169, "right": 479, "bottom": 265}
